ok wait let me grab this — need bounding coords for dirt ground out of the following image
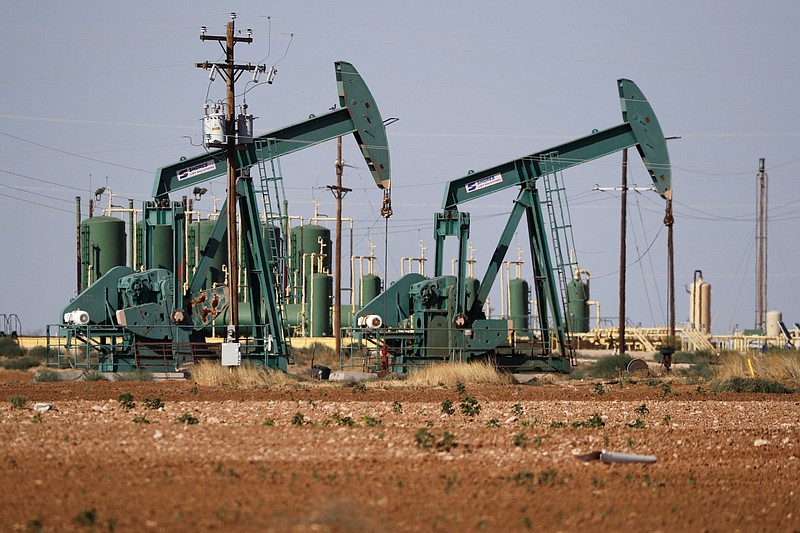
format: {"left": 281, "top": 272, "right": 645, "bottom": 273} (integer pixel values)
{"left": 0, "top": 370, "right": 797, "bottom": 532}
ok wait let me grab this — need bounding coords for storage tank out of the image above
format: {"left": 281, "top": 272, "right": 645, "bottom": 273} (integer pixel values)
{"left": 149, "top": 225, "right": 174, "bottom": 271}
{"left": 310, "top": 273, "right": 332, "bottom": 337}
{"left": 508, "top": 278, "right": 529, "bottom": 333}
{"left": 567, "top": 278, "right": 590, "bottom": 333}
{"left": 81, "top": 216, "right": 126, "bottom": 288}
{"left": 689, "top": 271, "right": 711, "bottom": 334}
{"left": 359, "top": 274, "right": 382, "bottom": 307}
{"left": 766, "top": 310, "right": 782, "bottom": 337}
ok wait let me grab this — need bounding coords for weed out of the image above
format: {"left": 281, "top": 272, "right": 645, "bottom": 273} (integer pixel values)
{"left": 486, "top": 418, "right": 500, "bottom": 428}
{"left": 591, "top": 354, "right": 633, "bottom": 378}
{"left": 511, "top": 471, "right": 535, "bottom": 494}
{"left": 459, "top": 396, "right": 481, "bottom": 417}
{"left": 392, "top": 401, "right": 403, "bottom": 414}
{"left": 662, "top": 414, "right": 672, "bottom": 426}
{"left": 118, "top": 393, "right": 135, "bottom": 410}
{"left": 538, "top": 469, "right": 558, "bottom": 485}
{"left": 532, "top": 437, "right": 542, "bottom": 448}
{"left": 627, "top": 419, "right": 646, "bottom": 429}
{"left": 175, "top": 413, "right": 199, "bottom": 425}
{"left": 645, "top": 378, "right": 660, "bottom": 387}
{"left": 571, "top": 413, "right": 605, "bottom": 428}
{"left": 9, "top": 394, "right": 26, "bottom": 409}
{"left": 331, "top": 412, "right": 355, "bottom": 426}
{"left": 351, "top": 382, "right": 367, "bottom": 394}
{"left": 190, "top": 386, "right": 199, "bottom": 394}
{"left": 634, "top": 404, "right": 649, "bottom": 416}
{"left": 74, "top": 508, "right": 97, "bottom": 527}
{"left": 437, "top": 431, "right": 458, "bottom": 452}
{"left": 661, "top": 383, "right": 673, "bottom": 397}
{"left": 142, "top": 397, "right": 164, "bottom": 410}
{"left": 415, "top": 428, "right": 435, "bottom": 449}
{"left": 441, "top": 399, "right": 455, "bottom": 415}
{"left": 455, "top": 381, "right": 467, "bottom": 395}
{"left": 27, "top": 518, "right": 44, "bottom": 533}
{"left": 695, "top": 385, "right": 708, "bottom": 396}
{"left": 262, "top": 418, "right": 275, "bottom": 426}
{"left": 711, "top": 376, "right": 794, "bottom": 394}
{"left": 626, "top": 437, "right": 634, "bottom": 448}
{"left": 593, "top": 383, "right": 606, "bottom": 395}
{"left": 511, "top": 403, "right": 524, "bottom": 417}
{"left": 549, "top": 421, "right": 566, "bottom": 429}
{"left": 31, "top": 412, "right": 42, "bottom": 424}
{"left": 513, "top": 433, "right": 529, "bottom": 448}
{"left": 132, "top": 415, "right": 150, "bottom": 424}
{"left": 442, "top": 471, "right": 460, "bottom": 493}
{"left": 689, "top": 476, "right": 697, "bottom": 487}
{"left": 291, "top": 412, "right": 305, "bottom": 426}
{"left": 361, "top": 415, "right": 381, "bottom": 427}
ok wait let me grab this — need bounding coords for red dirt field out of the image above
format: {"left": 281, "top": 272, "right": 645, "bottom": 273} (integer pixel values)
{"left": 0, "top": 371, "right": 798, "bottom": 532}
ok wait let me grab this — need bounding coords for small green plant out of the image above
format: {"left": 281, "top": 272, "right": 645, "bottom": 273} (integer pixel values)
{"left": 331, "top": 412, "right": 355, "bottom": 426}
{"left": 486, "top": 418, "right": 500, "bottom": 428}
{"left": 511, "top": 403, "right": 524, "bottom": 417}
{"left": 31, "top": 412, "right": 42, "bottom": 424}
{"left": 392, "top": 401, "right": 403, "bottom": 414}
{"left": 662, "top": 414, "right": 672, "bottom": 426}
{"left": 436, "top": 431, "right": 458, "bottom": 452}
{"left": 175, "top": 412, "right": 199, "bottom": 425}
{"left": 262, "top": 418, "right": 275, "bottom": 426}
{"left": 627, "top": 418, "right": 646, "bottom": 429}
{"left": 571, "top": 413, "right": 605, "bottom": 428}
{"left": 634, "top": 404, "right": 649, "bottom": 416}
{"left": 142, "top": 397, "right": 164, "bottom": 410}
{"left": 695, "top": 385, "right": 708, "bottom": 396}
{"left": 415, "top": 428, "right": 435, "bottom": 449}
{"left": 532, "top": 436, "right": 542, "bottom": 448}
{"left": 459, "top": 396, "right": 481, "bottom": 417}
{"left": 351, "top": 382, "right": 367, "bottom": 394}
{"left": 291, "top": 412, "right": 305, "bottom": 426}
{"left": 118, "top": 393, "right": 135, "bottom": 410}
{"left": 74, "top": 508, "right": 97, "bottom": 527}
{"left": 441, "top": 399, "right": 455, "bottom": 415}
{"left": 537, "top": 469, "right": 558, "bottom": 485}
{"left": 132, "top": 415, "right": 150, "bottom": 424}
{"left": 661, "top": 383, "right": 673, "bottom": 397}
{"left": 513, "top": 433, "right": 529, "bottom": 448}
{"left": 9, "top": 394, "right": 26, "bottom": 409}
{"left": 549, "top": 421, "right": 566, "bottom": 428}
{"left": 689, "top": 475, "right": 697, "bottom": 486}
{"left": 361, "top": 415, "right": 381, "bottom": 427}
{"left": 455, "top": 381, "right": 467, "bottom": 396}
{"left": 593, "top": 383, "right": 606, "bottom": 395}
{"left": 190, "top": 386, "right": 199, "bottom": 394}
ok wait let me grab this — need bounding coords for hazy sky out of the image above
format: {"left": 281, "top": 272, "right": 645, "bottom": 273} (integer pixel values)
{"left": 2, "top": 1, "right": 799, "bottom": 335}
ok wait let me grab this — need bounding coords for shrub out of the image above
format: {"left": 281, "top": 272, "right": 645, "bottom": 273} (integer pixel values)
{"left": 175, "top": 413, "right": 199, "bottom": 425}
{"left": 590, "top": 354, "right": 633, "bottom": 378}
{"left": 459, "top": 396, "right": 481, "bottom": 417}
{"left": 34, "top": 369, "right": 61, "bottom": 382}
{"left": 83, "top": 370, "right": 107, "bottom": 382}
{"left": 118, "top": 393, "right": 135, "bottom": 410}
{"left": 711, "top": 377, "right": 794, "bottom": 394}
{"left": 0, "top": 356, "right": 42, "bottom": 370}
{"left": 0, "top": 337, "right": 24, "bottom": 358}
{"left": 142, "top": 397, "right": 164, "bottom": 410}
{"left": 116, "top": 368, "right": 155, "bottom": 381}
{"left": 9, "top": 395, "right": 26, "bottom": 409}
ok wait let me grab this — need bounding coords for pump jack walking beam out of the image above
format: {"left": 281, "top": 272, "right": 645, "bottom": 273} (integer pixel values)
{"left": 435, "top": 79, "right": 671, "bottom": 357}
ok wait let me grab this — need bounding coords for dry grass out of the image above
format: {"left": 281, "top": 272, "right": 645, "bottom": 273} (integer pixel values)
{"left": 402, "top": 361, "right": 512, "bottom": 388}
{"left": 714, "top": 350, "right": 800, "bottom": 387}
{"left": 191, "top": 361, "right": 303, "bottom": 389}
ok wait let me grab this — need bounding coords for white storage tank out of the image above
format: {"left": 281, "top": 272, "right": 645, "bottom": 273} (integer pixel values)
{"left": 766, "top": 309, "right": 782, "bottom": 337}
{"left": 689, "top": 271, "right": 711, "bottom": 334}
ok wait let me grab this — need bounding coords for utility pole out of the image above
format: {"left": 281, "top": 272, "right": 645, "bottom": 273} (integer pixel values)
{"left": 755, "top": 157, "right": 768, "bottom": 330}
{"left": 327, "top": 137, "right": 352, "bottom": 360}
{"left": 196, "top": 13, "right": 259, "bottom": 340}
{"left": 618, "top": 148, "right": 628, "bottom": 355}
{"left": 664, "top": 192, "right": 675, "bottom": 368}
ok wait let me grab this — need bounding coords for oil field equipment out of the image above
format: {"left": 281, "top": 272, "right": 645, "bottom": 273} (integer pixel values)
{"left": 51, "top": 61, "right": 392, "bottom": 373}
{"left": 351, "top": 79, "right": 671, "bottom": 373}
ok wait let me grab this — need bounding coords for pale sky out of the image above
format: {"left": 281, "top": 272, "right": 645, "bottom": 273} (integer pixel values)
{"left": 2, "top": 1, "right": 799, "bottom": 335}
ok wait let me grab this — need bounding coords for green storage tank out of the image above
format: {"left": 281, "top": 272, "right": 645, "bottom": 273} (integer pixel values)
{"left": 291, "top": 224, "right": 331, "bottom": 280}
{"left": 508, "top": 278, "right": 529, "bottom": 333}
{"left": 567, "top": 279, "right": 590, "bottom": 333}
{"left": 149, "top": 225, "right": 174, "bottom": 271}
{"left": 310, "top": 272, "right": 332, "bottom": 337}
{"left": 359, "top": 274, "right": 382, "bottom": 307}
{"left": 81, "top": 216, "right": 126, "bottom": 288}
{"left": 340, "top": 304, "right": 354, "bottom": 329}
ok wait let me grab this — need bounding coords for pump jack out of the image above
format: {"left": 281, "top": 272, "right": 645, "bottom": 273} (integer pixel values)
{"left": 353, "top": 79, "right": 671, "bottom": 373}
{"left": 55, "top": 62, "right": 392, "bottom": 373}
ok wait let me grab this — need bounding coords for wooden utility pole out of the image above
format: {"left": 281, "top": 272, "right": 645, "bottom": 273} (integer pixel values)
{"left": 196, "top": 14, "right": 256, "bottom": 340}
{"left": 618, "top": 148, "right": 628, "bottom": 355}
{"left": 665, "top": 194, "right": 675, "bottom": 340}
{"left": 327, "top": 137, "right": 351, "bottom": 359}
{"left": 755, "top": 158, "right": 768, "bottom": 330}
